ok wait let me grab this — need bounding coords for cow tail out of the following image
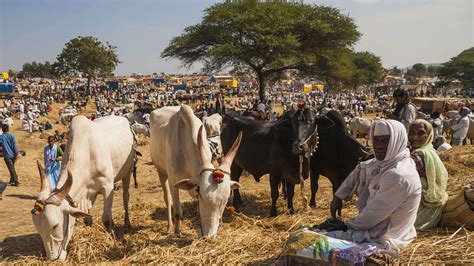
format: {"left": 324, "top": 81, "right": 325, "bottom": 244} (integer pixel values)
{"left": 133, "top": 149, "right": 142, "bottom": 189}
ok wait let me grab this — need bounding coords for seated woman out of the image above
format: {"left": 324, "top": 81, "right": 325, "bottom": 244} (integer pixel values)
{"left": 408, "top": 119, "right": 449, "bottom": 230}
{"left": 44, "top": 136, "right": 64, "bottom": 189}
{"left": 327, "top": 119, "right": 422, "bottom": 253}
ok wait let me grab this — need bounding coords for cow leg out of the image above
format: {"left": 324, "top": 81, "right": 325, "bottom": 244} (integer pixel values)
{"left": 84, "top": 192, "right": 99, "bottom": 226}
{"left": 269, "top": 175, "right": 280, "bottom": 217}
{"left": 170, "top": 186, "right": 182, "bottom": 235}
{"left": 230, "top": 163, "right": 244, "bottom": 211}
{"left": 286, "top": 182, "right": 295, "bottom": 214}
{"left": 122, "top": 172, "right": 132, "bottom": 230}
{"left": 158, "top": 171, "right": 173, "bottom": 233}
{"left": 309, "top": 172, "right": 320, "bottom": 208}
{"left": 102, "top": 183, "right": 115, "bottom": 232}
{"left": 281, "top": 180, "right": 287, "bottom": 200}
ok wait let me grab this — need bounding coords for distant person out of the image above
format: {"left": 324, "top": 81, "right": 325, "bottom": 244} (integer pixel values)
{"left": 429, "top": 111, "right": 443, "bottom": 140}
{"left": 0, "top": 124, "right": 20, "bottom": 186}
{"left": 44, "top": 136, "right": 63, "bottom": 189}
{"left": 2, "top": 115, "right": 14, "bottom": 127}
{"left": 451, "top": 107, "right": 471, "bottom": 146}
{"left": 433, "top": 136, "right": 452, "bottom": 153}
{"left": 389, "top": 89, "right": 417, "bottom": 130}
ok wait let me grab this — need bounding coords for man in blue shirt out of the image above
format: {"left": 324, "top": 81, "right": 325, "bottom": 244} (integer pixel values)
{"left": 1, "top": 124, "right": 19, "bottom": 186}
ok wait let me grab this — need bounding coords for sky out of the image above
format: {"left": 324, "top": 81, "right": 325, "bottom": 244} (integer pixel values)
{"left": 0, "top": 0, "right": 472, "bottom": 75}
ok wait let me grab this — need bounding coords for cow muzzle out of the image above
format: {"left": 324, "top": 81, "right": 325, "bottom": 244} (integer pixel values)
{"left": 292, "top": 141, "right": 307, "bottom": 156}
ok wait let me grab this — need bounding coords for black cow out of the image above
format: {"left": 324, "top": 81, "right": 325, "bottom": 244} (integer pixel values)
{"left": 221, "top": 112, "right": 333, "bottom": 216}
{"left": 291, "top": 108, "right": 371, "bottom": 217}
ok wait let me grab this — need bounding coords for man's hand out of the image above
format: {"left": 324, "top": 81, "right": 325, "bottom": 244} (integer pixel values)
{"left": 330, "top": 197, "right": 343, "bottom": 219}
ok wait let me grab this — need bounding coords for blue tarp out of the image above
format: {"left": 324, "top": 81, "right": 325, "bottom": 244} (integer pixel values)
{"left": 173, "top": 83, "right": 187, "bottom": 91}
{"left": 153, "top": 78, "right": 166, "bottom": 85}
{"left": 107, "top": 81, "right": 119, "bottom": 90}
{"left": 0, "top": 83, "right": 14, "bottom": 93}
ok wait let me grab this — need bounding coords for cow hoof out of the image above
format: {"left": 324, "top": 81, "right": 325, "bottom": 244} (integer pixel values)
{"left": 103, "top": 221, "right": 114, "bottom": 232}
{"left": 124, "top": 221, "right": 132, "bottom": 231}
{"left": 270, "top": 208, "right": 277, "bottom": 217}
{"left": 309, "top": 203, "right": 316, "bottom": 208}
{"left": 84, "top": 216, "right": 93, "bottom": 226}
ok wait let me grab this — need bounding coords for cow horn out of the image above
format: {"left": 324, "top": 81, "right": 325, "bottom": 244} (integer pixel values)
{"left": 197, "top": 125, "right": 211, "bottom": 165}
{"left": 37, "top": 160, "right": 51, "bottom": 194}
{"left": 221, "top": 131, "right": 243, "bottom": 169}
{"left": 47, "top": 170, "right": 73, "bottom": 206}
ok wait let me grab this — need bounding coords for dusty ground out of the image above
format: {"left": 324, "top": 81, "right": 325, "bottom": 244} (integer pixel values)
{"left": 0, "top": 100, "right": 472, "bottom": 264}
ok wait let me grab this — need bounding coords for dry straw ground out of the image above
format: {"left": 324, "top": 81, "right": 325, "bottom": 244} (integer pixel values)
{"left": 0, "top": 101, "right": 472, "bottom": 264}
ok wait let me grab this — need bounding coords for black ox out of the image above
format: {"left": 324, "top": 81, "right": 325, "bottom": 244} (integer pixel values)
{"left": 291, "top": 108, "right": 371, "bottom": 217}
{"left": 221, "top": 108, "right": 370, "bottom": 217}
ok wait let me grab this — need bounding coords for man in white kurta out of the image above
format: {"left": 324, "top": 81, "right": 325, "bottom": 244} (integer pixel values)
{"left": 327, "top": 119, "right": 422, "bottom": 253}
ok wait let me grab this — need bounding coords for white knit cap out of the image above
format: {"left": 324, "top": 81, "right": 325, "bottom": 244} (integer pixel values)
{"left": 373, "top": 121, "right": 390, "bottom": 136}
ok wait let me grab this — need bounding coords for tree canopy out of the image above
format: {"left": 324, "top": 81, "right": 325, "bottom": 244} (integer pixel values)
{"left": 439, "top": 47, "right": 474, "bottom": 88}
{"left": 162, "top": 0, "right": 360, "bottom": 100}
{"left": 20, "top": 61, "right": 54, "bottom": 78}
{"left": 55, "top": 36, "right": 120, "bottom": 87}
{"left": 350, "top": 51, "right": 383, "bottom": 89}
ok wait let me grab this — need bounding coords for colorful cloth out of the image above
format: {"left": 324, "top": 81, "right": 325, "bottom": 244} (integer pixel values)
{"left": 280, "top": 227, "right": 391, "bottom": 265}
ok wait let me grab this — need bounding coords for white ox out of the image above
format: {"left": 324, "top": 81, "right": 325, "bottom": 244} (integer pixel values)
{"left": 349, "top": 117, "right": 372, "bottom": 138}
{"left": 203, "top": 113, "right": 222, "bottom": 137}
{"left": 131, "top": 121, "right": 150, "bottom": 137}
{"left": 150, "top": 105, "right": 242, "bottom": 237}
{"left": 32, "top": 115, "right": 135, "bottom": 261}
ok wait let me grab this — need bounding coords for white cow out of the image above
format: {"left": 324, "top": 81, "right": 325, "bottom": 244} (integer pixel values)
{"left": 131, "top": 121, "right": 150, "bottom": 137}
{"left": 150, "top": 105, "right": 242, "bottom": 237}
{"left": 445, "top": 110, "right": 460, "bottom": 119}
{"left": 32, "top": 115, "right": 136, "bottom": 261}
{"left": 203, "top": 113, "right": 223, "bottom": 137}
{"left": 349, "top": 117, "right": 372, "bottom": 138}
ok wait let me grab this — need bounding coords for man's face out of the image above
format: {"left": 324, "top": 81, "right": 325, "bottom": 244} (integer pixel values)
{"left": 394, "top": 96, "right": 404, "bottom": 105}
{"left": 408, "top": 123, "right": 428, "bottom": 150}
{"left": 373, "top": 135, "right": 390, "bottom": 161}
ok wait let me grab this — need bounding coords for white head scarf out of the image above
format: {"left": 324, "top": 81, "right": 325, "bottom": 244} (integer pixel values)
{"left": 370, "top": 119, "right": 410, "bottom": 171}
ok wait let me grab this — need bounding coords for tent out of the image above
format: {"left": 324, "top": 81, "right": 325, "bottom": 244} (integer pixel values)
{"left": 106, "top": 81, "right": 119, "bottom": 90}
{"left": 0, "top": 83, "right": 14, "bottom": 93}
{"left": 153, "top": 78, "right": 166, "bottom": 85}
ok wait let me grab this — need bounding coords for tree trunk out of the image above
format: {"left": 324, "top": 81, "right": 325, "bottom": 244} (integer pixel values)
{"left": 257, "top": 71, "right": 266, "bottom": 102}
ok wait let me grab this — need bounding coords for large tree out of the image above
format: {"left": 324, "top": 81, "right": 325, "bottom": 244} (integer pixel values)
{"left": 162, "top": 0, "right": 360, "bottom": 100}
{"left": 439, "top": 47, "right": 474, "bottom": 88}
{"left": 350, "top": 51, "right": 383, "bottom": 89}
{"left": 55, "top": 36, "right": 120, "bottom": 89}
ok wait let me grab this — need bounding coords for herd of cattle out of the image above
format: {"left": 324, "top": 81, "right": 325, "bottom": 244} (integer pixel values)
{"left": 31, "top": 102, "right": 471, "bottom": 261}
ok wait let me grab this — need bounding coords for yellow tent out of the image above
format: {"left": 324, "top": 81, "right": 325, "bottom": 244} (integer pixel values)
{"left": 2, "top": 72, "right": 9, "bottom": 79}
{"left": 303, "top": 84, "right": 312, "bottom": 93}
{"left": 313, "top": 84, "right": 324, "bottom": 90}
{"left": 221, "top": 80, "right": 239, "bottom": 88}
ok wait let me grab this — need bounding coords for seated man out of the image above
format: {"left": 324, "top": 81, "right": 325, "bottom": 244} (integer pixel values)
{"left": 328, "top": 119, "right": 422, "bottom": 253}
{"left": 433, "top": 135, "right": 452, "bottom": 153}
{"left": 408, "top": 119, "right": 448, "bottom": 230}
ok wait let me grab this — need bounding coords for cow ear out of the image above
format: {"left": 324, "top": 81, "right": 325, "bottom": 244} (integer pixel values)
{"left": 174, "top": 179, "right": 197, "bottom": 190}
{"left": 67, "top": 206, "right": 92, "bottom": 218}
{"left": 230, "top": 181, "right": 241, "bottom": 190}
{"left": 317, "top": 116, "right": 335, "bottom": 128}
